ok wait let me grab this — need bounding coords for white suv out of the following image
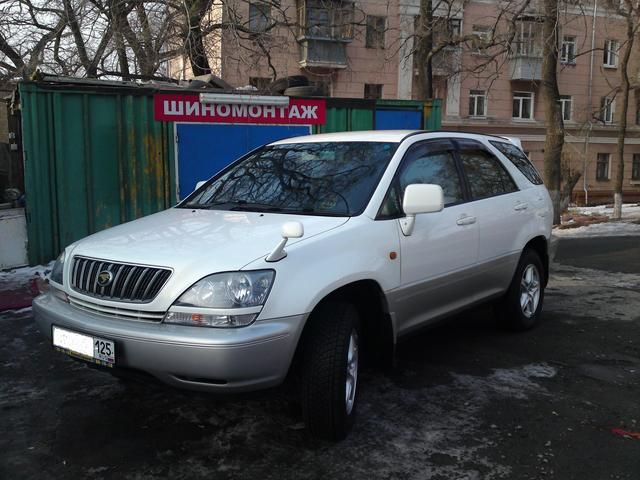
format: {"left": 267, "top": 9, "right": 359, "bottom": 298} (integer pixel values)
{"left": 34, "top": 131, "right": 552, "bottom": 440}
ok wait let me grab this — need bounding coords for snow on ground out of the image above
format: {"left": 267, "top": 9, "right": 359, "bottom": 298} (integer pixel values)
{"left": 0, "top": 262, "right": 53, "bottom": 284}
{"left": 568, "top": 203, "right": 640, "bottom": 220}
{"left": 553, "top": 221, "right": 640, "bottom": 237}
{"left": 554, "top": 203, "right": 640, "bottom": 238}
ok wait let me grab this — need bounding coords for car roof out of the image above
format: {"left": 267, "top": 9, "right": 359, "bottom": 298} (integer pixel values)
{"left": 269, "top": 130, "right": 521, "bottom": 146}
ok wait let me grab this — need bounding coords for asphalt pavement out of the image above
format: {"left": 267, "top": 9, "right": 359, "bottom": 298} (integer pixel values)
{"left": 1, "top": 236, "right": 639, "bottom": 479}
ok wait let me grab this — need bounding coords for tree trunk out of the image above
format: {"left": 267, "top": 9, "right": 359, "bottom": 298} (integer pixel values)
{"left": 415, "top": 0, "right": 434, "bottom": 99}
{"left": 541, "top": 0, "right": 564, "bottom": 225}
{"left": 185, "top": 0, "right": 212, "bottom": 77}
{"left": 613, "top": 11, "right": 634, "bottom": 220}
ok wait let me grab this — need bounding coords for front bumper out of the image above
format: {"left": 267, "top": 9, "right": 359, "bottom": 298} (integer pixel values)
{"left": 33, "top": 293, "right": 305, "bottom": 392}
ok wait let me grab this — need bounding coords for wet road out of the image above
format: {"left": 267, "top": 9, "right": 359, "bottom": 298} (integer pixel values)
{"left": 1, "top": 236, "right": 639, "bottom": 479}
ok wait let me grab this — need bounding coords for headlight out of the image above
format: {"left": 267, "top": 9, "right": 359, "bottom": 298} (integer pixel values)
{"left": 50, "top": 251, "right": 66, "bottom": 285}
{"left": 164, "top": 270, "right": 275, "bottom": 328}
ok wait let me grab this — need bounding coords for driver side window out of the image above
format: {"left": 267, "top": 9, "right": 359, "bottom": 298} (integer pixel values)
{"left": 378, "top": 144, "right": 464, "bottom": 219}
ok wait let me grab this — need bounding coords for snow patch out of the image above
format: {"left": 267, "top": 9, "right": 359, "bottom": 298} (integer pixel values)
{"left": 553, "top": 221, "right": 640, "bottom": 238}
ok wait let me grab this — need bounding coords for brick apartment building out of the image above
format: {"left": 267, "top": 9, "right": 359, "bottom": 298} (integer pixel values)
{"left": 167, "top": 0, "right": 640, "bottom": 204}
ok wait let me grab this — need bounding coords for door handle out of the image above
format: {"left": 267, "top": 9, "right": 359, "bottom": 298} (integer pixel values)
{"left": 514, "top": 202, "right": 529, "bottom": 211}
{"left": 456, "top": 215, "right": 477, "bottom": 226}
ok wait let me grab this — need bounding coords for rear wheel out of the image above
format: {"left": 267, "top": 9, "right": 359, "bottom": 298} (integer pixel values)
{"left": 300, "top": 301, "right": 361, "bottom": 441}
{"left": 497, "top": 249, "right": 545, "bottom": 331}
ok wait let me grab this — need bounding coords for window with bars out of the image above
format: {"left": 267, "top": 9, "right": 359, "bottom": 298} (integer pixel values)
{"left": 364, "top": 84, "right": 383, "bottom": 99}
{"left": 366, "top": 15, "right": 386, "bottom": 48}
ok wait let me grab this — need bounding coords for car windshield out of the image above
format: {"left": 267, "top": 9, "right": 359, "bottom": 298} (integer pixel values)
{"left": 179, "top": 141, "right": 399, "bottom": 216}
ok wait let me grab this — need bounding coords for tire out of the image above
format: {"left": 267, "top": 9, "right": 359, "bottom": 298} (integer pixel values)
{"left": 283, "top": 85, "right": 320, "bottom": 97}
{"left": 268, "top": 75, "right": 309, "bottom": 94}
{"left": 497, "top": 249, "right": 545, "bottom": 331}
{"left": 300, "top": 301, "right": 361, "bottom": 441}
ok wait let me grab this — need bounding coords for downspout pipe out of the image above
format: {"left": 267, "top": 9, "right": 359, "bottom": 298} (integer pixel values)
{"left": 584, "top": 0, "right": 598, "bottom": 205}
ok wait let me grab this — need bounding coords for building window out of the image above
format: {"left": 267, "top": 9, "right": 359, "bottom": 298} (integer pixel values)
{"left": 471, "top": 25, "right": 491, "bottom": 53}
{"left": 366, "top": 15, "right": 386, "bottom": 48}
{"left": 249, "top": 2, "right": 271, "bottom": 33}
{"left": 631, "top": 154, "right": 640, "bottom": 180}
{"left": 596, "top": 153, "right": 610, "bottom": 180}
{"left": 603, "top": 39, "right": 619, "bottom": 67}
{"left": 559, "top": 95, "right": 572, "bottom": 121}
{"left": 449, "top": 18, "right": 462, "bottom": 37}
{"left": 469, "top": 90, "right": 487, "bottom": 117}
{"left": 561, "top": 36, "right": 576, "bottom": 64}
{"left": 299, "top": 0, "right": 354, "bottom": 40}
{"left": 513, "top": 20, "right": 542, "bottom": 56}
{"left": 600, "top": 97, "right": 615, "bottom": 123}
{"left": 364, "top": 84, "right": 383, "bottom": 99}
{"left": 513, "top": 91, "right": 534, "bottom": 120}
{"left": 249, "top": 77, "right": 271, "bottom": 90}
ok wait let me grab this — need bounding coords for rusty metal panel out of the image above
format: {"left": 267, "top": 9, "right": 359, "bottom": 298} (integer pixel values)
{"left": 19, "top": 81, "right": 176, "bottom": 265}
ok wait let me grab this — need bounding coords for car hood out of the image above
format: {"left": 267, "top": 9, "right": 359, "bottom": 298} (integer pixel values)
{"left": 67, "top": 208, "right": 348, "bottom": 306}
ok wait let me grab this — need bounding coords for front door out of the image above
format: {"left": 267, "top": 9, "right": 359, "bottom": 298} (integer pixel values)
{"left": 384, "top": 140, "right": 479, "bottom": 335}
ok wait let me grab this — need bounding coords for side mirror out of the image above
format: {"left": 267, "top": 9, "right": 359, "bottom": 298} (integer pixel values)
{"left": 266, "top": 221, "right": 305, "bottom": 262}
{"left": 400, "top": 184, "right": 444, "bottom": 236}
{"left": 195, "top": 180, "right": 207, "bottom": 191}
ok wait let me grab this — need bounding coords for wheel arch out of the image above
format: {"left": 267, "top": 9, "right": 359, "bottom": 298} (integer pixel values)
{"left": 524, "top": 235, "right": 549, "bottom": 286}
{"left": 289, "top": 279, "right": 395, "bottom": 379}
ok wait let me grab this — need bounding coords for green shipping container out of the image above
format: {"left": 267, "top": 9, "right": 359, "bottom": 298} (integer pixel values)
{"left": 19, "top": 80, "right": 176, "bottom": 265}
{"left": 315, "top": 98, "right": 375, "bottom": 133}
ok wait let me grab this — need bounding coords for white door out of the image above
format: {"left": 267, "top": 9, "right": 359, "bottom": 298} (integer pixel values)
{"left": 457, "top": 145, "right": 528, "bottom": 297}
{"left": 382, "top": 140, "right": 479, "bottom": 334}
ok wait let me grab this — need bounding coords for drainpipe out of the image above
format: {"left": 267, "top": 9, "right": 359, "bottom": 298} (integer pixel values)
{"left": 583, "top": 0, "right": 598, "bottom": 206}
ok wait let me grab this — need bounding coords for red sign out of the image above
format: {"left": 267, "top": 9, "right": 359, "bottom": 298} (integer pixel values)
{"left": 154, "top": 94, "right": 325, "bottom": 125}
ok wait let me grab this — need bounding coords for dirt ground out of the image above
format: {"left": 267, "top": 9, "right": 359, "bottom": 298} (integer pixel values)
{"left": 1, "top": 236, "right": 639, "bottom": 479}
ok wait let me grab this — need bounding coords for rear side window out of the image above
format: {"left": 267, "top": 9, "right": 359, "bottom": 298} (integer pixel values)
{"left": 490, "top": 140, "right": 543, "bottom": 185}
{"left": 460, "top": 150, "right": 518, "bottom": 200}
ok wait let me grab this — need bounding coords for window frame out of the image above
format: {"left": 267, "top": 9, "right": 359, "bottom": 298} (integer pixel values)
{"left": 249, "top": 1, "right": 272, "bottom": 33}
{"left": 603, "top": 39, "right": 619, "bottom": 68}
{"left": 365, "top": 15, "right": 386, "bottom": 49}
{"left": 559, "top": 95, "right": 572, "bottom": 121}
{"left": 375, "top": 139, "right": 468, "bottom": 220}
{"left": 601, "top": 97, "right": 615, "bottom": 124}
{"left": 596, "top": 153, "right": 611, "bottom": 181}
{"left": 364, "top": 83, "right": 383, "bottom": 99}
{"left": 456, "top": 141, "right": 520, "bottom": 201}
{"left": 632, "top": 154, "right": 640, "bottom": 181}
{"left": 469, "top": 90, "right": 487, "bottom": 117}
{"left": 513, "top": 91, "right": 534, "bottom": 120}
{"left": 560, "top": 35, "right": 577, "bottom": 64}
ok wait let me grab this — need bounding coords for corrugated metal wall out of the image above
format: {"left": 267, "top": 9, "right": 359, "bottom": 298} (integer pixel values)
{"left": 20, "top": 81, "right": 175, "bottom": 265}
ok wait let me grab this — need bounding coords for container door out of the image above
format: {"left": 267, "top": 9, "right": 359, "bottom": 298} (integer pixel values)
{"left": 375, "top": 110, "right": 422, "bottom": 130}
{"left": 176, "top": 124, "right": 311, "bottom": 199}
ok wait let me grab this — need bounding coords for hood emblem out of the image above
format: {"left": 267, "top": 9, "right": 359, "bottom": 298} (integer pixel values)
{"left": 97, "top": 270, "right": 114, "bottom": 287}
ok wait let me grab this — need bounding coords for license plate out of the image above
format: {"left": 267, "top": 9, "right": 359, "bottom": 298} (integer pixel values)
{"left": 52, "top": 326, "right": 115, "bottom": 367}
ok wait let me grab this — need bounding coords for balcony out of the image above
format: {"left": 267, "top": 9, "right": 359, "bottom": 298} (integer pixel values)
{"left": 299, "top": 38, "right": 348, "bottom": 69}
{"left": 509, "top": 55, "right": 542, "bottom": 81}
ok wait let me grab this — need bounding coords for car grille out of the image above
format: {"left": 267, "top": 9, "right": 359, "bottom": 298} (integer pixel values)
{"left": 68, "top": 295, "right": 165, "bottom": 322}
{"left": 70, "top": 256, "right": 172, "bottom": 303}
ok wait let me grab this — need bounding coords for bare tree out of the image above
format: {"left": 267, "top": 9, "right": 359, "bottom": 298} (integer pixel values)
{"left": 610, "top": 0, "right": 639, "bottom": 219}
{"left": 541, "top": 0, "right": 564, "bottom": 224}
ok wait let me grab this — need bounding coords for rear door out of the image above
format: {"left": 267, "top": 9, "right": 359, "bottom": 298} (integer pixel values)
{"left": 456, "top": 139, "right": 526, "bottom": 297}
{"left": 383, "top": 139, "right": 479, "bottom": 334}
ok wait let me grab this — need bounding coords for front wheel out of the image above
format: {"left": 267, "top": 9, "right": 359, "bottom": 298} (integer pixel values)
{"left": 300, "top": 301, "right": 361, "bottom": 441}
{"left": 497, "top": 249, "right": 545, "bottom": 331}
